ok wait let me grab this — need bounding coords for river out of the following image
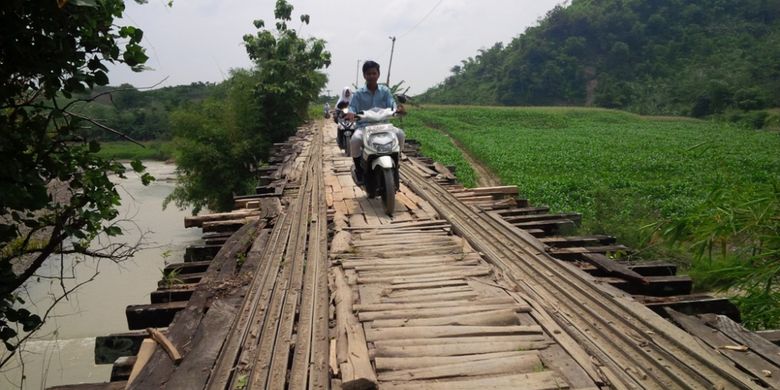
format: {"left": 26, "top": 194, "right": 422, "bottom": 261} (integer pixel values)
{"left": 0, "top": 161, "right": 201, "bottom": 389}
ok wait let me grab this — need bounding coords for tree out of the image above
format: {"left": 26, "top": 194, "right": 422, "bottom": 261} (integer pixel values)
{"left": 166, "top": 0, "right": 330, "bottom": 213}
{"left": 0, "top": 0, "right": 152, "bottom": 369}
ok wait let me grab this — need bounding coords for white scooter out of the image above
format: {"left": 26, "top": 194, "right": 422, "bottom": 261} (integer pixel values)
{"left": 351, "top": 107, "right": 402, "bottom": 216}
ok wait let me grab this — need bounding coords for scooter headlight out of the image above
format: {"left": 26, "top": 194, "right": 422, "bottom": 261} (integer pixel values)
{"left": 367, "top": 131, "right": 397, "bottom": 153}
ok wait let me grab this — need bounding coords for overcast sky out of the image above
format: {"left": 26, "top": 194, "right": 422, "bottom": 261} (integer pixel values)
{"left": 108, "top": 0, "right": 564, "bottom": 96}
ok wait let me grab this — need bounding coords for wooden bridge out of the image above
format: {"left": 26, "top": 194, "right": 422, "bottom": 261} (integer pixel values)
{"left": 53, "top": 120, "right": 780, "bottom": 389}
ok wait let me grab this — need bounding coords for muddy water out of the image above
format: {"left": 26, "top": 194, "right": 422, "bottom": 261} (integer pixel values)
{"left": 1, "top": 161, "right": 201, "bottom": 389}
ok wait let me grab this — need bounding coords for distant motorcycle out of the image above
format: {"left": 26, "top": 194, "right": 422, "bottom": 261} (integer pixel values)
{"left": 351, "top": 107, "right": 402, "bottom": 216}
{"left": 335, "top": 108, "right": 356, "bottom": 156}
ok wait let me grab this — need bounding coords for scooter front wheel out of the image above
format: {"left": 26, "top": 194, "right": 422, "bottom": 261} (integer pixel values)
{"left": 380, "top": 167, "right": 395, "bottom": 216}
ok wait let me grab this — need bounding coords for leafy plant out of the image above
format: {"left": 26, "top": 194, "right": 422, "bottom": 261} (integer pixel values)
{"left": 160, "top": 268, "right": 183, "bottom": 288}
{"left": 655, "top": 181, "right": 780, "bottom": 329}
{"left": 236, "top": 253, "right": 247, "bottom": 268}
{"left": 0, "top": 0, "right": 154, "bottom": 368}
{"left": 165, "top": 0, "right": 330, "bottom": 213}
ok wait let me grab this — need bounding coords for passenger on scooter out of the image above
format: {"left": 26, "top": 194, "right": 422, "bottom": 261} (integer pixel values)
{"left": 345, "top": 60, "right": 405, "bottom": 183}
{"left": 333, "top": 87, "right": 352, "bottom": 123}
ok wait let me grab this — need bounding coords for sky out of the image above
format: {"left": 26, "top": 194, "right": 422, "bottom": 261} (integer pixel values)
{"left": 108, "top": 0, "right": 564, "bottom": 96}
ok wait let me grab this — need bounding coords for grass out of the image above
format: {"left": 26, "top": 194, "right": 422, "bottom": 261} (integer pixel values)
{"left": 96, "top": 140, "right": 175, "bottom": 161}
{"left": 401, "top": 105, "right": 780, "bottom": 262}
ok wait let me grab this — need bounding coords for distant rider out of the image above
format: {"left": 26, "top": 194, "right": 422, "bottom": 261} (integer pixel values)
{"left": 345, "top": 60, "right": 405, "bottom": 183}
{"left": 333, "top": 86, "right": 353, "bottom": 123}
{"left": 323, "top": 101, "right": 331, "bottom": 118}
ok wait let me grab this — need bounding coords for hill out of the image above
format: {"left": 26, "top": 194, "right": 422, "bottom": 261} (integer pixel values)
{"left": 417, "top": 0, "right": 780, "bottom": 120}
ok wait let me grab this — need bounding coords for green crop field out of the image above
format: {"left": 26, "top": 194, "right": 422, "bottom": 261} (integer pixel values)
{"left": 402, "top": 105, "right": 780, "bottom": 327}
{"left": 402, "top": 105, "right": 779, "bottom": 256}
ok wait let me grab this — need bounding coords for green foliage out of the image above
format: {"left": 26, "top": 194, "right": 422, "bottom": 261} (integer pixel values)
{"left": 166, "top": 0, "right": 330, "bottom": 214}
{"left": 160, "top": 267, "right": 183, "bottom": 288}
{"left": 418, "top": 0, "right": 780, "bottom": 120}
{"left": 0, "top": 0, "right": 151, "bottom": 366}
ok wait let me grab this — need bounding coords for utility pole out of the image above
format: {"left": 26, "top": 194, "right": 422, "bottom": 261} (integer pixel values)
{"left": 386, "top": 36, "right": 396, "bottom": 85}
{"left": 355, "top": 59, "right": 361, "bottom": 87}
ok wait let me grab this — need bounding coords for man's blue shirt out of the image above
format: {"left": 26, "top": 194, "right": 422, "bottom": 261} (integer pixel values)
{"left": 348, "top": 84, "right": 396, "bottom": 116}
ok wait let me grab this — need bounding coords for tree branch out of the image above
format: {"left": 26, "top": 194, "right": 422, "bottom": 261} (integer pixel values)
{"left": 62, "top": 110, "right": 144, "bottom": 146}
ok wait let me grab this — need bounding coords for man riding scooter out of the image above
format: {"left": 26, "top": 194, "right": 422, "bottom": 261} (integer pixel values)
{"left": 345, "top": 60, "right": 405, "bottom": 184}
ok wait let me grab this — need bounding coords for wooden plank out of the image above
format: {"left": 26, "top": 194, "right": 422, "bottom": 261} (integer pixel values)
{"left": 358, "top": 266, "right": 491, "bottom": 284}
{"left": 385, "top": 285, "right": 473, "bottom": 297}
{"left": 352, "top": 259, "right": 478, "bottom": 272}
{"left": 342, "top": 256, "right": 462, "bottom": 269}
{"left": 388, "top": 279, "right": 468, "bottom": 290}
{"left": 290, "top": 167, "right": 330, "bottom": 390}
{"left": 496, "top": 206, "right": 550, "bottom": 217}
{"left": 375, "top": 350, "right": 526, "bottom": 371}
{"left": 548, "top": 244, "right": 630, "bottom": 257}
{"left": 183, "top": 244, "right": 222, "bottom": 262}
{"left": 125, "top": 301, "right": 187, "bottom": 330}
{"left": 702, "top": 314, "right": 780, "bottom": 368}
{"left": 360, "top": 304, "right": 529, "bottom": 322}
{"left": 365, "top": 325, "right": 542, "bottom": 341}
{"left": 373, "top": 334, "right": 548, "bottom": 347}
{"left": 377, "top": 353, "right": 542, "bottom": 381}
{"left": 512, "top": 290, "right": 606, "bottom": 386}
{"left": 379, "top": 291, "right": 479, "bottom": 303}
{"left": 184, "top": 209, "right": 262, "bottom": 228}
{"left": 578, "top": 260, "right": 678, "bottom": 277}
{"left": 353, "top": 296, "right": 516, "bottom": 312}
{"left": 354, "top": 244, "right": 463, "bottom": 258}
{"left": 379, "top": 371, "right": 568, "bottom": 390}
{"left": 163, "top": 260, "right": 212, "bottom": 275}
{"left": 371, "top": 308, "right": 519, "bottom": 328}
{"left": 333, "top": 267, "right": 378, "bottom": 389}
{"left": 126, "top": 339, "right": 156, "bottom": 386}
{"left": 374, "top": 340, "right": 552, "bottom": 358}
{"left": 110, "top": 356, "right": 135, "bottom": 381}
{"left": 539, "top": 235, "right": 616, "bottom": 248}
{"left": 756, "top": 330, "right": 780, "bottom": 346}
{"left": 344, "top": 219, "right": 450, "bottom": 230}
{"left": 265, "top": 180, "right": 312, "bottom": 389}
{"left": 581, "top": 253, "right": 648, "bottom": 284}
{"left": 46, "top": 383, "right": 128, "bottom": 390}
{"left": 605, "top": 275, "right": 692, "bottom": 296}
{"left": 638, "top": 294, "right": 741, "bottom": 322}
{"left": 164, "top": 298, "right": 239, "bottom": 387}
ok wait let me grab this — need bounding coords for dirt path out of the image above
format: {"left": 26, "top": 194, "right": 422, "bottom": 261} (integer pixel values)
{"left": 440, "top": 131, "right": 501, "bottom": 187}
